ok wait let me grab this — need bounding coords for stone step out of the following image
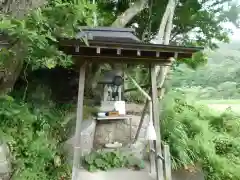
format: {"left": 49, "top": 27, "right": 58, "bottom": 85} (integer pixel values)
{"left": 77, "top": 168, "right": 155, "bottom": 180}
{"left": 76, "top": 163, "right": 205, "bottom": 180}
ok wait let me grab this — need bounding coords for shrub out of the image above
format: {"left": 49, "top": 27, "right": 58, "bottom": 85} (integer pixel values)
{"left": 161, "top": 91, "right": 240, "bottom": 180}
{"left": 0, "top": 95, "right": 70, "bottom": 180}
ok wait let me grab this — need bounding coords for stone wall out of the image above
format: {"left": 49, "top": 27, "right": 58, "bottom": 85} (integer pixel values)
{"left": 0, "top": 143, "right": 11, "bottom": 180}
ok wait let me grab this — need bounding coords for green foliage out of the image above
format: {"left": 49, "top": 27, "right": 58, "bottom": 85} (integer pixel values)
{"left": 161, "top": 91, "right": 240, "bottom": 180}
{"left": 83, "top": 151, "right": 145, "bottom": 172}
{"left": 178, "top": 51, "right": 208, "bottom": 69}
{"left": 0, "top": 0, "right": 95, "bottom": 70}
{"left": 172, "top": 41, "right": 240, "bottom": 99}
{"left": 83, "top": 151, "right": 125, "bottom": 172}
{"left": 97, "top": 0, "right": 239, "bottom": 49}
{"left": 0, "top": 95, "right": 71, "bottom": 179}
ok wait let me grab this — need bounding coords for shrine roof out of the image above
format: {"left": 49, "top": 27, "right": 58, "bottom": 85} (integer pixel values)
{"left": 58, "top": 27, "right": 204, "bottom": 65}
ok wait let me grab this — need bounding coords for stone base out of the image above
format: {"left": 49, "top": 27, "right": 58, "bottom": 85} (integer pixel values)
{"left": 62, "top": 119, "right": 96, "bottom": 162}
{"left": 63, "top": 114, "right": 150, "bottom": 162}
{"left": 94, "top": 115, "right": 149, "bottom": 153}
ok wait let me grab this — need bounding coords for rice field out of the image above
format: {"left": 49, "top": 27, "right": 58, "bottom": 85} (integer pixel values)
{"left": 198, "top": 99, "right": 240, "bottom": 113}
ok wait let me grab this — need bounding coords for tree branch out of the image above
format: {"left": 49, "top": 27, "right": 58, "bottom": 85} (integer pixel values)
{"left": 111, "top": 0, "right": 148, "bottom": 28}
{"left": 125, "top": 84, "right": 150, "bottom": 93}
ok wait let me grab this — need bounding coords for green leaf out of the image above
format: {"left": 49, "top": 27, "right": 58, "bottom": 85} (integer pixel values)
{"left": 44, "top": 58, "right": 57, "bottom": 69}
{"left": 94, "top": 158, "right": 106, "bottom": 168}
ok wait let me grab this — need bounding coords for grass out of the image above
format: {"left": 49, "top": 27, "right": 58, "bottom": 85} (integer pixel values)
{"left": 161, "top": 92, "right": 240, "bottom": 180}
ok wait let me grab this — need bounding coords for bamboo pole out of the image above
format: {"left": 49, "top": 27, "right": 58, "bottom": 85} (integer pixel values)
{"left": 126, "top": 74, "right": 156, "bottom": 174}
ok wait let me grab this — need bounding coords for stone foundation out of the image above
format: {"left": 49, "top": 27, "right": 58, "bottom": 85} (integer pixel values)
{"left": 63, "top": 113, "right": 150, "bottom": 161}
{"left": 94, "top": 115, "right": 149, "bottom": 149}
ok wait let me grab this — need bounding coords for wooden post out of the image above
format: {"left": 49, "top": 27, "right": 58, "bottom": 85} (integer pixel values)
{"left": 71, "top": 62, "right": 86, "bottom": 180}
{"left": 163, "top": 144, "right": 172, "bottom": 180}
{"left": 149, "top": 141, "right": 156, "bottom": 175}
{"left": 150, "top": 64, "right": 164, "bottom": 180}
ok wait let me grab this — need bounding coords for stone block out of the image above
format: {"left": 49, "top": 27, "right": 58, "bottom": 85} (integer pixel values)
{"left": 0, "top": 145, "right": 8, "bottom": 163}
{"left": 0, "top": 144, "right": 10, "bottom": 180}
{"left": 63, "top": 119, "right": 96, "bottom": 162}
{"left": 0, "top": 173, "right": 10, "bottom": 180}
{"left": 0, "top": 161, "right": 10, "bottom": 174}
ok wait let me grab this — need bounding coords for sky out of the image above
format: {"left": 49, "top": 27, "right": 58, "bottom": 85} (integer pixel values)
{"left": 225, "top": 21, "right": 240, "bottom": 40}
{"left": 231, "top": 26, "right": 240, "bottom": 40}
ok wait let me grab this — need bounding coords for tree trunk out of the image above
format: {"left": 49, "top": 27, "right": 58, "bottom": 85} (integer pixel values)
{"left": 156, "top": 0, "right": 176, "bottom": 90}
{"left": 164, "top": 0, "right": 175, "bottom": 44}
{"left": 0, "top": 43, "right": 25, "bottom": 94}
{"left": 155, "top": 0, "right": 176, "bottom": 85}
{"left": 156, "top": 2, "right": 171, "bottom": 44}
{"left": 0, "top": 0, "right": 46, "bottom": 17}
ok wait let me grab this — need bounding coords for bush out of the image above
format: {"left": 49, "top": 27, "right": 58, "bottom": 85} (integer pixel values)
{"left": 161, "top": 91, "right": 240, "bottom": 180}
{"left": 0, "top": 95, "right": 70, "bottom": 180}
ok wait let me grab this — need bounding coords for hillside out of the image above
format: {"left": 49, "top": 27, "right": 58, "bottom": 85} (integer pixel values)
{"left": 172, "top": 40, "right": 240, "bottom": 99}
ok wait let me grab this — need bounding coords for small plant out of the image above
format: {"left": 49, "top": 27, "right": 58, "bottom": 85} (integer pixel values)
{"left": 83, "top": 151, "right": 145, "bottom": 172}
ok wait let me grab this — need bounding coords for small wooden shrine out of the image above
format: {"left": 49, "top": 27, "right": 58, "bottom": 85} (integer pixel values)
{"left": 58, "top": 26, "right": 203, "bottom": 180}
